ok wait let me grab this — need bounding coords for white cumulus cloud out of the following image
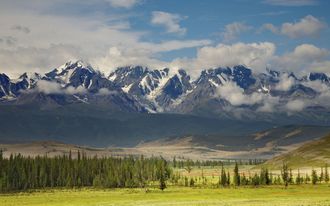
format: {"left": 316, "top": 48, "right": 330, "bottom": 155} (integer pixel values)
{"left": 261, "top": 23, "right": 279, "bottom": 34}
{"left": 171, "top": 42, "right": 276, "bottom": 77}
{"left": 262, "top": 15, "right": 326, "bottom": 38}
{"left": 262, "top": 0, "right": 319, "bottom": 6}
{"left": 151, "top": 11, "right": 187, "bottom": 35}
{"left": 222, "top": 22, "right": 252, "bottom": 42}
{"left": 272, "top": 44, "right": 329, "bottom": 74}
{"left": 106, "top": 0, "right": 139, "bottom": 8}
{"left": 281, "top": 15, "right": 326, "bottom": 38}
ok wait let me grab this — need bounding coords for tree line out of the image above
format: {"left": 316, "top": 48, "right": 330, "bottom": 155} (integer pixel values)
{"left": 0, "top": 151, "right": 171, "bottom": 192}
{"left": 172, "top": 157, "right": 265, "bottom": 169}
{"left": 218, "top": 163, "right": 330, "bottom": 187}
{"left": 170, "top": 163, "right": 329, "bottom": 188}
{"left": 1, "top": 150, "right": 329, "bottom": 192}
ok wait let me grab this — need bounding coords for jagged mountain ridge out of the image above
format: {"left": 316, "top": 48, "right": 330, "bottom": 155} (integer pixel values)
{"left": 1, "top": 60, "right": 330, "bottom": 121}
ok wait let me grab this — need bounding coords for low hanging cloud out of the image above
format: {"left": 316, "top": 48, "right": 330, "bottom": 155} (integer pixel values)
{"left": 215, "top": 80, "right": 281, "bottom": 112}
{"left": 65, "top": 86, "right": 87, "bottom": 95}
{"left": 36, "top": 80, "right": 62, "bottom": 94}
{"left": 262, "top": 15, "right": 327, "bottom": 38}
{"left": 0, "top": 36, "right": 16, "bottom": 46}
{"left": 36, "top": 80, "right": 87, "bottom": 95}
{"left": 35, "top": 80, "right": 120, "bottom": 96}
{"left": 285, "top": 99, "right": 306, "bottom": 112}
{"left": 11, "top": 25, "right": 30, "bottom": 34}
{"left": 97, "top": 88, "right": 118, "bottom": 95}
{"left": 214, "top": 79, "right": 314, "bottom": 113}
{"left": 303, "top": 80, "right": 330, "bottom": 106}
{"left": 274, "top": 73, "right": 295, "bottom": 91}
{"left": 257, "top": 96, "right": 280, "bottom": 113}
{"left": 216, "top": 81, "right": 263, "bottom": 106}
{"left": 214, "top": 73, "right": 330, "bottom": 114}
{"left": 151, "top": 11, "right": 187, "bottom": 35}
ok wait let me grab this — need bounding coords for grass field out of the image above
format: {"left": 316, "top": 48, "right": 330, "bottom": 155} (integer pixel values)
{"left": 1, "top": 185, "right": 330, "bottom": 206}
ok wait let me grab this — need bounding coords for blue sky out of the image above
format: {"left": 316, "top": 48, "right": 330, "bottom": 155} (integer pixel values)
{"left": 0, "top": 0, "right": 329, "bottom": 77}
{"left": 132, "top": 0, "right": 330, "bottom": 55}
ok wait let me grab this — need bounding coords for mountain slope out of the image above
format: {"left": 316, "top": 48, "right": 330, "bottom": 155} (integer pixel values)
{"left": 2, "top": 125, "right": 329, "bottom": 160}
{"left": 137, "top": 125, "right": 330, "bottom": 159}
{"left": 263, "top": 133, "right": 330, "bottom": 169}
{"left": 0, "top": 104, "right": 274, "bottom": 147}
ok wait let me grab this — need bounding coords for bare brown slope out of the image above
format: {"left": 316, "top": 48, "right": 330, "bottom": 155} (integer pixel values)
{"left": 263, "top": 133, "right": 330, "bottom": 169}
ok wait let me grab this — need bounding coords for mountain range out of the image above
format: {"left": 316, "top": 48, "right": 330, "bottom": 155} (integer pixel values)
{"left": 1, "top": 60, "right": 330, "bottom": 147}
{"left": 1, "top": 60, "right": 330, "bottom": 122}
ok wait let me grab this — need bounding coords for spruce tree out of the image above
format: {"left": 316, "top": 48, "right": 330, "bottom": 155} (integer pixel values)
{"left": 320, "top": 167, "right": 324, "bottom": 183}
{"left": 185, "top": 160, "right": 192, "bottom": 173}
{"left": 241, "top": 173, "right": 248, "bottom": 185}
{"left": 312, "top": 169, "right": 318, "bottom": 185}
{"left": 184, "top": 176, "right": 189, "bottom": 187}
{"left": 260, "top": 168, "right": 270, "bottom": 185}
{"left": 220, "top": 165, "right": 227, "bottom": 187}
{"left": 289, "top": 169, "right": 293, "bottom": 184}
{"left": 325, "top": 164, "right": 329, "bottom": 183}
{"left": 159, "top": 163, "right": 166, "bottom": 191}
{"left": 296, "top": 169, "right": 301, "bottom": 185}
{"left": 173, "top": 157, "right": 177, "bottom": 168}
{"left": 305, "top": 173, "right": 310, "bottom": 184}
{"left": 251, "top": 173, "right": 260, "bottom": 186}
{"left": 281, "top": 163, "right": 289, "bottom": 188}
{"left": 233, "top": 163, "right": 240, "bottom": 186}
{"left": 189, "top": 178, "right": 195, "bottom": 187}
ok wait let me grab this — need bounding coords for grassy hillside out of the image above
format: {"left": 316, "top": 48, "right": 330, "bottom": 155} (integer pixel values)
{"left": 263, "top": 133, "right": 330, "bottom": 169}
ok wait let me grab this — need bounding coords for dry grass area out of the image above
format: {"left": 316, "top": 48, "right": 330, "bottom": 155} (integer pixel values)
{"left": 264, "top": 134, "right": 330, "bottom": 169}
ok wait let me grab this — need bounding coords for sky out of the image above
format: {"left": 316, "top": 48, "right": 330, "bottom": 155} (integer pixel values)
{"left": 0, "top": 0, "right": 330, "bottom": 78}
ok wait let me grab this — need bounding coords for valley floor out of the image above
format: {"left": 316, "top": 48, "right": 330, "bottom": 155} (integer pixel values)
{"left": 1, "top": 185, "right": 330, "bottom": 206}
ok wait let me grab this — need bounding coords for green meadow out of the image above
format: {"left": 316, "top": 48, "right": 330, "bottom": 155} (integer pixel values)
{"left": 1, "top": 154, "right": 329, "bottom": 206}
{"left": 1, "top": 185, "right": 330, "bottom": 206}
